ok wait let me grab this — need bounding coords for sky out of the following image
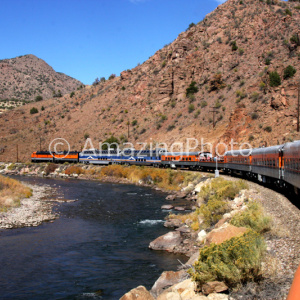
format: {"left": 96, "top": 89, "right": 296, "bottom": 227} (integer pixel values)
{"left": 0, "top": 0, "right": 226, "bottom": 85}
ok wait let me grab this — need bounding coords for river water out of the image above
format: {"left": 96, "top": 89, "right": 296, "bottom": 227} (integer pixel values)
{"left": 0, "top": 176, "right": 187, "bottom": 300}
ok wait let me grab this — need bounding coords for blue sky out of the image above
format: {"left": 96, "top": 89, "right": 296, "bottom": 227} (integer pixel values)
{"left": 0, "top": 0, "right": 225, "bottom": 85}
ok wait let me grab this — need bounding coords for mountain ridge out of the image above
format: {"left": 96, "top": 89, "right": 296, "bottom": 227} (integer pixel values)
{"left": 0, "top": 54, "right": 83, "bottom": 105}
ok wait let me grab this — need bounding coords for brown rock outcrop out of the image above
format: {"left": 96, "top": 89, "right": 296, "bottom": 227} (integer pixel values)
{"left": 205, "top": 224, "right": 248, "bottom": 245}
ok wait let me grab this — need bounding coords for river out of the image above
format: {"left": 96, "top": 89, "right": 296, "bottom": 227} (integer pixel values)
{"left": 0, "top": 176, "right": 187, "bottom": 299}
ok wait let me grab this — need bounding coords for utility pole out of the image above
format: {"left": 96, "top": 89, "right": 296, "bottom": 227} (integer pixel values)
{"left": 40, "top": 137, "right": 42, "bottom": 152}
{"left": 127, "top": 120, "right": 130, "bottom": 139}
{"left": 210, "top": 106, "right": 219, "bottom": 128}
{"left": 297, "top": 82, "right": 300, "bottom": 132}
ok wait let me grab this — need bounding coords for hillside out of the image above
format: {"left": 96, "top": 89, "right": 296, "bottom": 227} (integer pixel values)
{"left": 0, "top": 54, "right": 83, "bottom": 107}
{"left": 1, "top": 0, "right": 300, "bottom": 162}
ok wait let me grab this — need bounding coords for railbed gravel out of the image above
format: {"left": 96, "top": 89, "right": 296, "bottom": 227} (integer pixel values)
{"left": 228, "top": 179, "right": 300, "bottom": 300}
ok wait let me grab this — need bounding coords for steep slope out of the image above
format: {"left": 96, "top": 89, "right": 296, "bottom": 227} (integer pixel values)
{"left": 0, "top": 54, "right": 83, "bottom": 104}
{"left": 1, "top": 0, "right": 300, "bottom": 162}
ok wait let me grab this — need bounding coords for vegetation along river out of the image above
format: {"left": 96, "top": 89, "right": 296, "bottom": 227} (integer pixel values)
{"left": 0, "top": 176, "right": 187, "bottom": 299}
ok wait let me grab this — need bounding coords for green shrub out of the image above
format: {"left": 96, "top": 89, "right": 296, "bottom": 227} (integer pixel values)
{"left": 189, "top": 230, "right": 265, "bottom": 288}
{"left": 231, "top": 41, "right": 238, "bottom": 51}
{"left": 188, "top": 103, "right": 195, "bottom": 113}
{"left": 285, "top": 8, "right": 292, "bottom": 16}
{"left": 283, "top": 65, "right": 296, "bottom": 79}
{"left": 250, "top": 92, "right": 259, "bottom": 102}
{"left": 35, "top": 95, "right": 43, "bottom": 102}
{"left": 290, "top": 34, "right": 300, "bottom": 46}
{"left": 230, "top": 202, "right": 271, "bottom": 233}
{"left": 269, "top": 71, "right": 281, "bottom": 87}
{"left": 70, "top": 91, "right": 75, "bottom": 98}
{"left": 264, "top": 126, "right": 272, "bottom": 132}
{"left": 200, "top": 101, "right": 208, "bottom": 108}
{"left": 132, "top": 120, "right": 137, "bottom": 126}
{"left": 101, "top": 135, "right": 120, "bottom": 150}
{"left": 30, "top": 107, "right": 38, "bottom": 114}
{"left": 199, "top": 199, "right": 229, "bottom": 227}
{"left": 186, "top": 81, "right": 199, "bottom": 96}
{"left": 251, "top": 112, "right": 259, "bottom": 120}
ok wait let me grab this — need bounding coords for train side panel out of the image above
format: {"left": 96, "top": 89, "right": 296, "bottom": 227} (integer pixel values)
{"left": 251, "top": 145, "right": 283, "bottom": 181}
{"left": 283, "top": 140, "right": 300, "bottom": 190}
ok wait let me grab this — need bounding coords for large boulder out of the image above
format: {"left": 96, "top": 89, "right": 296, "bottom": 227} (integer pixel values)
{"left": 150, "top": 270, "right": 187, "bottom": 298}
{"left": 149, "top": 231, "right": 182, "bottom": 252}
{"left": 120, "top": 285, "right": 154, "bottom": 300}
{"left": 205, "top": 224, "right": 248, "bottom": 245}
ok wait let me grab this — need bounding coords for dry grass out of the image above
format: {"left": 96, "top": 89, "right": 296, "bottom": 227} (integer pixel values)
{"left": 0, "top": 175, "right": 32, "bottom": 211}
{"left": 98, "top": 165, "right": 203, "bottom": 191}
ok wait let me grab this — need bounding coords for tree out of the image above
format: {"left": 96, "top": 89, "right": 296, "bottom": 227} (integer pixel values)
{"left": 101, "top": 136, "right": 120, "bottom": 150}
{"left": 93, "top": 77, "right": 100, "bottom": 86}
{"left": 30, "top": 107, "right": 38, "bottom": 114}
{"left": 269, "top": 71, "right": 281, "bottom": 87}
{"left": 35, "top": 95, "right": 43, "bottom": 102}
{"left": 186, "top": 81, "right": 199, "bottom": 96}
{"left": 283, "top": 65, "right": 296, "bottom": 79}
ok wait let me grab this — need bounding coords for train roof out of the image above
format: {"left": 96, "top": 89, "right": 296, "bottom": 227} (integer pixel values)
{"left": 282, "top": 140, "right": 300, "bottom": 155}
{"left": 252, "top": 144, "right": 284, "bottom": 155}
{"left": 224, "top": 149, "right": 252, "bottom": 156}
{"left": 163, "top": 151, "right": 200, "bottom": 156}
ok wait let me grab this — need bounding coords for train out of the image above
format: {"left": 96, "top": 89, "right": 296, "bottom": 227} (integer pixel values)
{"left": 31, "top": 140, "right": 300, "bottom": 194}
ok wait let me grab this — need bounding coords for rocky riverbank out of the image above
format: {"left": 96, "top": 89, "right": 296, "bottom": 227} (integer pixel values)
{"left": 121, "top": 177, "right": 300, "bottom": 300}
{"left": 0, "top": 183, "right": 57, "bottom": 229}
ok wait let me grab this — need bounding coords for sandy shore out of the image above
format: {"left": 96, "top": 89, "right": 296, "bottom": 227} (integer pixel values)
{"left": 0, "top": 184, "right": 57, "bottom": 229}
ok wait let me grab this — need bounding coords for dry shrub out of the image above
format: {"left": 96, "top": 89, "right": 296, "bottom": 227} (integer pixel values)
{"left": 189, "top": 230, "right": 265, "bottom": 289}
{"left": 64, "top": 165, "right": 84, "bottom": 175}
{"left": 199, "top": 178, "right": 248, "bottom": 203}
{"left": 98, "top": 165, "right": 195, "bottom": 191}
{"left": 100, "top": 164, "right": 130, "bottom": 178}
{"left": 0, "top": 175, "right": 32, "bottom": 211}
{"left": 45, "top": 163, "right": 58, "bottom": 175}
{"left": 230, "top": 201, "right": 271, "bottom": 234}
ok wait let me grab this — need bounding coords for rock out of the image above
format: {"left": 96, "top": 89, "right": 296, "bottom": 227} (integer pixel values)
{"left": 197, "top": 230, "right": 207, "bottom": 243}
{"left": 150, "top": 270, "right": 187, "bottom": 298}
{"left": 207, "top": 293, "right": 229, "bottom": 300}
{"left": 185, "top": 252, "right": 199, "bottom": 267}
{"left": 149, "top": 231, "right": 182, "bottom": 252}
{"left": 157, "top": 279, "right": 199, "bottom": 300}
{"left": 205, "top": 224, "right": 248, "bottom": 245}
{"left": 120, "top": 285, "right": 155, "bottom": 300}
{"left": 176, "top": 226, "right": 191, "bottom": 233}
{"left": 194, "top": 179, "right": 211, "bottom": 193}
{"left": 214, "top": 218, "right": 228, "bottom": 229}
{"left": 166, "top": 195, "right": 176, "bottom": 201}
{"left": 176, "top": 192, "right": 187, "bottom": 199}
{"left": 164, "top": 219, "right": 183, "bottom": 228}
{"left": 174, "top": 206, "right": 185, "bottom": 211}
{"left": 202, "top": 281, "right": 228, "bottom": 295}
{"left": 161, "top": 205, "right": 174, "bottom": 210}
